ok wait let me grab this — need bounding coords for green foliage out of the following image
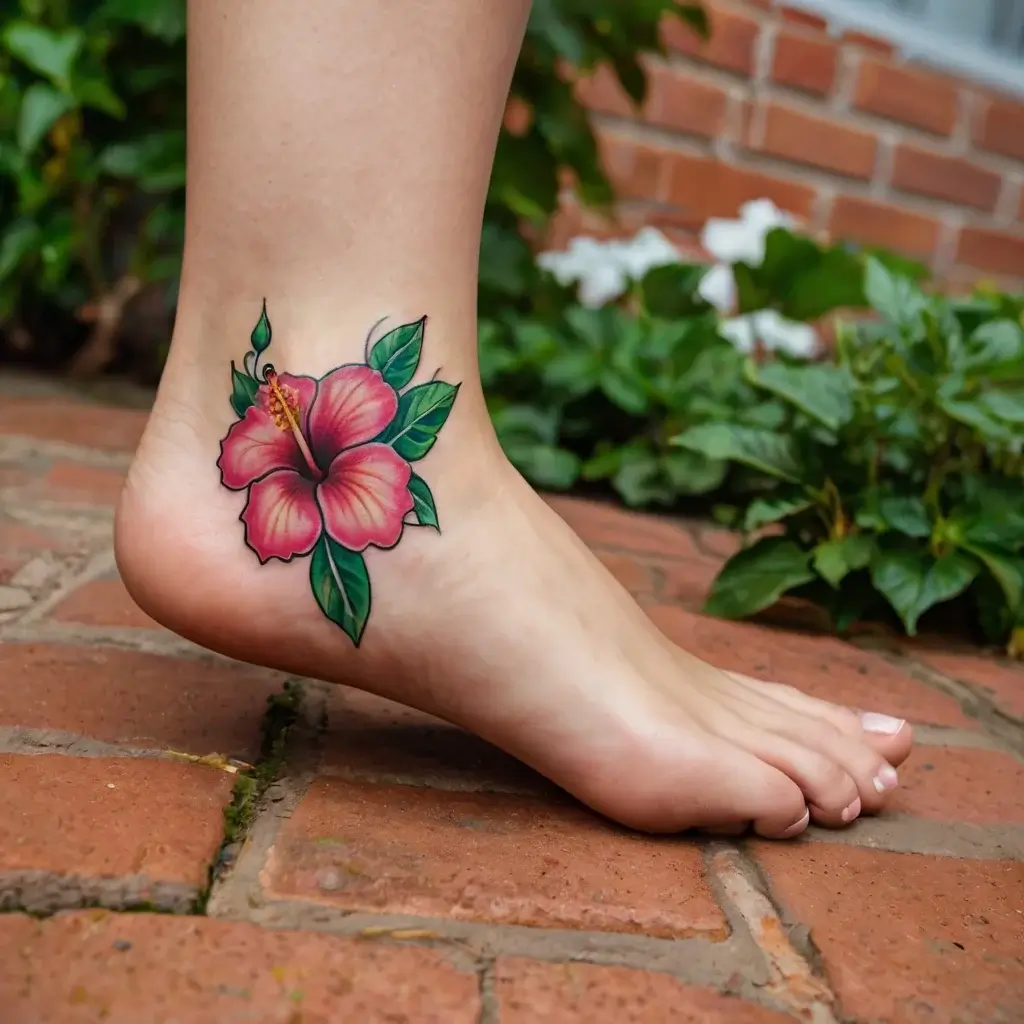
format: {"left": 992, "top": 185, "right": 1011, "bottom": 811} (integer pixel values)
{"left": 0, "top": 0, "right": 706, "bottom": 369}
{"left": 679, "top": 258, "right": 1024, "bottom": 650}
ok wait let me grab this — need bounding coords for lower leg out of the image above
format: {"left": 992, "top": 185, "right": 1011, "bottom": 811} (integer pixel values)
{"left": 117, "top": 0, "right": 911, "bottom": 837}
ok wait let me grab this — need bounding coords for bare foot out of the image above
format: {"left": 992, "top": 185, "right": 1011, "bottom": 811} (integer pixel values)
{"left": 116, "top": 337, "right": 911, "bottom": 839}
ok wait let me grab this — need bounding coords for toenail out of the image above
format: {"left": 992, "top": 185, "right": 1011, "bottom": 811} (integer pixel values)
{"left": 861, "top": 712, "right": 905, "bottom": 735}
{"left": 779, "top": 809, "right": 810, "bottom": 839}
{"left": 872, "top": 765, "right": 899, "bottom": 793}
{"left": 841, "top": 797, "right": 862, "bottom": 823}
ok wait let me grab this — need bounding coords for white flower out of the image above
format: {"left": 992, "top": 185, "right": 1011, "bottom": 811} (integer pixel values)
{"left": 720, "top": 310, "right": 819, "bottom": 358}
{"left": 536, "top": 227, "right": 680, "bottom": 308}
{"left": 701, "top": 199, "right": 795, "bottom": 266}
{"left": 697, "top": 263, "right": 736, "bottom": 312}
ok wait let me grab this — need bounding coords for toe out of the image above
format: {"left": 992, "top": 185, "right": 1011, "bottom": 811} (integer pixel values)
{"left": 729, "top": 724, "right": 861, "bottom": 829}
{"left": 727, "top": 673, "right": 914, "bottom": 767}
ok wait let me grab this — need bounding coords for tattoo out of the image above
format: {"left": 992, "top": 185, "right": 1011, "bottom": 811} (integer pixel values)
{"left": 217, "top": 302, "right": 458, "bottom": 645}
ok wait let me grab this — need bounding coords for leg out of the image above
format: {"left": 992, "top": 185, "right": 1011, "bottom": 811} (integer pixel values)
{"left": 116, "top": 0, "right": 911, "bottom": 837}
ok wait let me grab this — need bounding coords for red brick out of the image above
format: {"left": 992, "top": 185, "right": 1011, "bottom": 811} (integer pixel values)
{"left": 647, "top": 606, "right": 975, "bottom": 727}
{"left": 49, "top": 575, "right": 159, "bottom": 629}
{"left": 0, "top": 756, "right": 232, "bottom": 894}
{"left": 322, "top": 686, "right": 551, "bottom": 795}
{"left": 598, "top": 552, "right": 657, "bottom": 597}
{"left": 0, "top": 911, "right": 479, "bottom": 1023}
{"left": 829, "top": 195, "right": 940, "bottom": 259}
{"left": 697, "top": 527, "right": 741, "bottom": 559}
{"left": 645, "top": 65, "right": 732, "bottom": 138}
{"left": 770, "top": 29, "right": 838, "bottom": 95}
{"left": 0, "top": 516, "right": 70, "bottom": 556}
{"left": 31, "top": 460, "right": 125, "bottom": 506}
{"left": 579, "top": 64, "right": 731, "bottom": 140}
{"left": 888, "top": 747, "right": 1024, "bottom": 825}
{"left": 545, "top": 494, "right": 701, "bottom": 559}
{"left": 853, "top": 57, "right": 959, "bottom": 135}
{"left": 0, "top": 398, "right": 148, "bottom": 452}
{"left": 0, "top": 643, "right": 281, "bottom": 759}
{"left": 751, "top": 102, "right": 878, "bottom": 179}
{"left": 266, "top": 777, "right": 727, "bottom": 938}
{"left": 655, "top": 558, "right": 724, "bottom": 607}
{"left": 664, "top": 152, "right": 817, "bottom": 228}
{"left": 754, "top": 846, "right": 1024, "bottom": 1023}
{"left": 779, "top": 6, "right": 827, "bottom": 31}
{"left": 956, "top": 226, "right": 1024, "bottom": 277}
{"left": 891, "top": 144, "right": 1002, "bottom": 211}
{"left": 595, "top": 131, "right": 668, "bottom": 202}
{"left": 496, "top": 959, "right": 790, "bottom": 1022}
{"left": 841, "top": 29, "right": 895, "bottom": 56}
{"left": 975, "top": 95, "right": 1024, "bottom": 162}
{"left": 663, "top": 1, "right": 760, "bottom": 77}
{"left": 915, "top": 649, "right": 1024, "bottom": 721}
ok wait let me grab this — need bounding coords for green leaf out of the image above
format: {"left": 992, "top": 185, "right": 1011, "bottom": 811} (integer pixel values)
{"left": 640, "top": 263, "right": 709, "bottom": 318}
{"left": 870, "top": 549, "right": 979, "bottom": 635}
{"left": 101, "top": 0, "right": 187, "bottom": 42}
{"left": 230, "top": 362, "right": 259, "bottom": 417}
{"left": 878, "top": 495, "right": 931, "bottom": 538}
{"left": 0, "top": 220, "right": 41, "bottom": 282}
{"left": 17, "top": 83, "right": 74, "bottom": 154}
{"left": 938, "top": 396, "right": 1013, "bottom": 441}
{"left": 383, "top": 381, "right": 459, "bottom": 461}
{"left": 249, "top": 300, "right": 272, "bottom": 354}
{"left": 407, "top": 473, "right": 439, "bottom": 530}
{"left": 979, "top": 390, "right": 1024, "bottom": 424}
{"left": 600, "top": 368, "right": 648, "bottom": 415}
{"left": 309, "top": 535, "right": 371, "bottom": 646}
{"left": 705, "top": 537, "right": 815, "bottom": 619}
{"left": 964, "top": 320, "right": 1023, "bottom": 370}
{"left": 743, "top": 494, "right": 813, "bottom": 532}
{"left": 368, "top": 317, "right": 425, "bottom": 390}
{"left": 98, "top": 131, "right": 186, "bottom": 190}
{"left": 661, "top": 450, "right": 728, "bottom": 495}
{"left": 3, "top": 23, "right": 82, "bottom": 85}
{"left": 672, "top": 423, "right": 802, "bottom": 482}
{"left": 864, "top": 257, "right": 926, "bottom": 325}
{"left": 747, "top": 362, "right": 854, "bottom": 432}
{"left": 960, "top": 543, "right": 1024, "bottom": 614}
{"left": 72, "top": 76, "right": 124, "bottom": 118}
{"left": 812, "top": 535, "right": 874, "bottom": 588}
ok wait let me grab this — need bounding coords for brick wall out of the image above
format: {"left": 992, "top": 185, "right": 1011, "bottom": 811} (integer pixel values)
{"left": 558, "top": 0, "right": 1024, "bottom": 288}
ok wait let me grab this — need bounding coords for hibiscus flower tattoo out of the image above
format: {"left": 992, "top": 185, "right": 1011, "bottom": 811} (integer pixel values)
{"left": 217, "top": 303, "right": 458, "bottom": 645}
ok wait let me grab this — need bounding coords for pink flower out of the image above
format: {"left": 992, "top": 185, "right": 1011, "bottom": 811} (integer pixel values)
{"left": 218, "top": 365, "right": 414, "bottom": 562}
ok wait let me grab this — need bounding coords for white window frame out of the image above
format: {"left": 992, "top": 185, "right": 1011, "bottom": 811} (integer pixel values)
{"left": 780, "top": 0, "right": 1024, "bottom": 97}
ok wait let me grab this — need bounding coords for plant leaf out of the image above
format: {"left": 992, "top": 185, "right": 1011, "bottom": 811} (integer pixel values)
{"left": 229, "top": 362, "right": 259, "bottom": 417}
{"left": 383, "top": 381, "right": 460, "bottom": 461}
{"left": 979, "top": 390, "right": 1024, "bottom": 424}
{"left": 508, "top": 444, "right": 580, "bottom": 490}
{"left": 4, "top": 23, "right": 83, "bottom": 85}
{"left": 812, "top": 535, "right": 874, "bottom": 588}
{"left": 878, "top": 495, "right": 931, "bottom": 538}
{"left": 661, "top": 450, "right": 728, "bottom": 495}
{"left": 309, "top": 535, "right": 371, "bottom": 646}
{"left": 250, "top": 300, "right": 272, "bottom": 354}
{"left": 407, "top": 473, "right": 439, "bottom": 530}
{"left": 964, "top": 320, "right": 1023, "bottom": 370}
{"left": 672, "top": 423, "right": 802, "bottom": 482}
{"left": 747, "top": 362, "right": 854, "bottom": 431}
{"left": 864, "top": 257, "right": 927, "bottom": 325}
{"left": 705, "top": 537, "right": 815, "bottom": 619}
{"left": 17, "top": 83, "right": 74, "bottom": 155}
{"left": 960, "top": 543, "right": 1024, "bottom": 614}
{"left": 368, "top": 317, "right": 426, "bottom": 390}
{"left": 743, "top": 494, "right": 813, "bottom": 532}
{"left": 870, "top": 549, "right": 979, "bottom": 635}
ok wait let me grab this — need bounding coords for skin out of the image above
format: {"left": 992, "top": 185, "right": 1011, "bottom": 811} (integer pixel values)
{"left": 114, "top": 0, "right": 913, "bottom": 839}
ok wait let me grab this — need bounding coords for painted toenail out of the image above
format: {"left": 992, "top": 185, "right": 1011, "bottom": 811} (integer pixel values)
{"left": 841, "top": 797, "right": 862, "bottom": 823}
{"left": 872, "top": 765, "right": 899, "bottom": 793}
{"left": 779, "top": 809, "right": 810, "bottom": 838}
{"left": 861, "top": 712, "right": 905, "bottom": 735}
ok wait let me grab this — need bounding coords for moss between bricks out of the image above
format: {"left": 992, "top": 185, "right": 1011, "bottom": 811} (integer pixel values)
{"left": 193, "top": 681, "right": 302, "bottom": 913}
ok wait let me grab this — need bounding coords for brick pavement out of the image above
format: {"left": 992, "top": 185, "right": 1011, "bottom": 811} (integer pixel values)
{"left": 1, "top": 374, "right": 1022, "bottom": 1023}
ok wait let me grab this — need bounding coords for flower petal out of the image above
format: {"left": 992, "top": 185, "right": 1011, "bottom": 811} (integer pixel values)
{"left": 308, "top": 365, "right": 398, "bottom": 467}
{"left": 317, "top": 443, "right": 413, "bottom": 552}
{"left": 241, "top": 469, "right": 322, "bottom": 563}
{"left": 218, "top": 403, "right": 307, "bottom": 490}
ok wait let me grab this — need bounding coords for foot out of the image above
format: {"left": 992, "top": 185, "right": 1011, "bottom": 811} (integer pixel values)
{"left": 116, "top": 346, "right": 911, "bottom": 839}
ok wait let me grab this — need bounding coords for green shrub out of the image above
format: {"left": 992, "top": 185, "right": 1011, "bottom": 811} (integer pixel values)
{"left": 0, "top": 0, "right": 706, "bottom": 370}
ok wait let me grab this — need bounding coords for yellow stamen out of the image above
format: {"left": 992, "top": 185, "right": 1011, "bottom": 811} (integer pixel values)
{"left": 265, "top": 370, "right": 321, "bottom": 478}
